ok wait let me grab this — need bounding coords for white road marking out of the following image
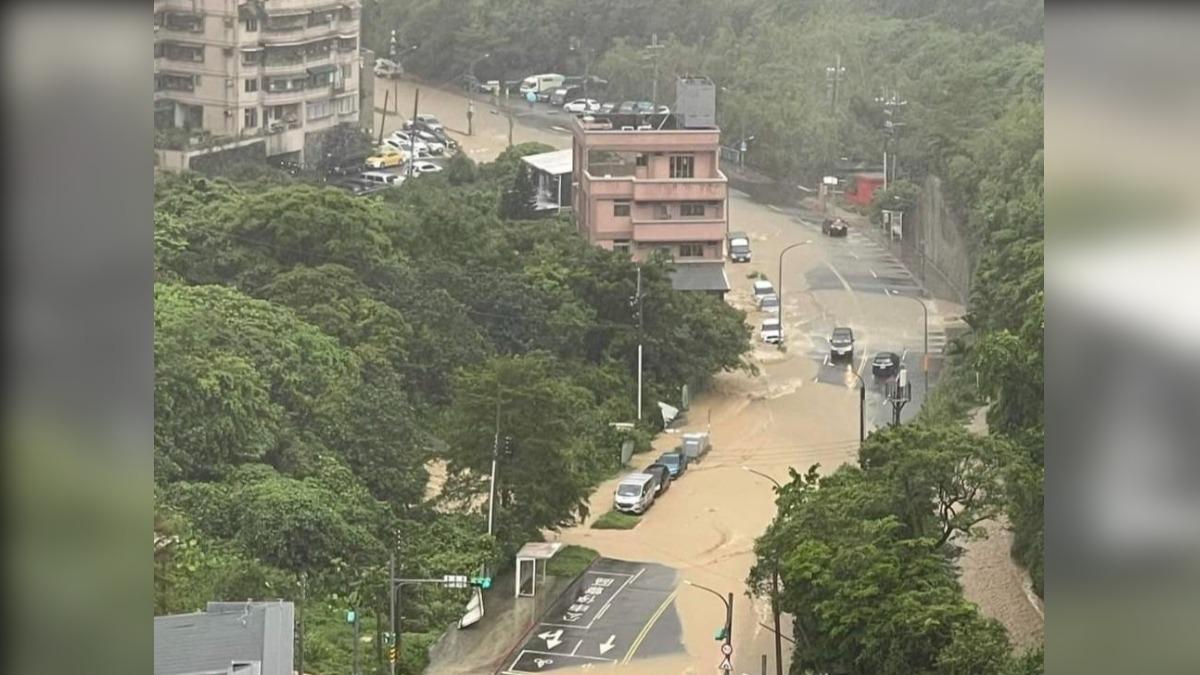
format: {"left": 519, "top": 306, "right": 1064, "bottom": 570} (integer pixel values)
{"left": 870, "top": 268, "right": 878, "bottom": 278}
{"left": 539, "top": 568, "right": 643, "bottom": 631}
{"left": 769, "top": 205, "right": 783, "bottom": 213}
{"left": 571, "top": 640, "right": 582, "bottom": 656}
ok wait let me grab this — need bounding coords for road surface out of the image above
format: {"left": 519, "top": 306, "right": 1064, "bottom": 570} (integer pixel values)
{"left": 501, "top": 558, "right": 683, "bottom": 674}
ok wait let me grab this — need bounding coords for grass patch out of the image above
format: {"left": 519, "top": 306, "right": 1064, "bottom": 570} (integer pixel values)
{"left": 591, "top": 509, "right": 641, "bottom": 530}
{"left": 545, "top": 544, "right": 599, "bottom": 579}
{"left": 746, "top": 271, "right": 766, "bottom": 280}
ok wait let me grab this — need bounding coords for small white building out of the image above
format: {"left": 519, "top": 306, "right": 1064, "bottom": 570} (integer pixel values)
{"left": 521, "top": 149, "right": 573, "bottom": 213}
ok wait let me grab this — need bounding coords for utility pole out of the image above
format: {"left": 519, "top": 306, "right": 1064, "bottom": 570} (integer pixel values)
{"left": 875, "top": 90, "right": 907, "bottom": 190}
{"left": 684, "top": 581, "right": 734, "bottom": 671}
{"left": 888, "top": 366, "right": 912, "bottom": 425}
{"left": 645, "top": 33, "right": 664, "bottom": 113}
{"left": 297, "top": 572, "right": 306, "bottom": 675}
{"left": 825, "top": 54, "right": 845, "bottom": 114}
{"left": 487, "top": 393, "right": 501, "bottom": 538}
{"left": 850, "top": 370, "right": 866, "bottom": 444}
{"left": 389, "top": 30, "right": 399, "bottom": 122}
{"left": 407, "top": 88, "right": 420, "bottom": 180}
{"left": 632, "top": 266, "right": 644, "bottom": 420}
{"left": 377, "top": 90, "right": 389, "bottom": 146}
{"left": 388, "top": 552, "right": 396, "bottom": 675}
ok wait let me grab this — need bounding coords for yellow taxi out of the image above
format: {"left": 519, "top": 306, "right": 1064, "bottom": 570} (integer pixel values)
{"left": 365, "top": 147, "right": 406, "bottom": 169}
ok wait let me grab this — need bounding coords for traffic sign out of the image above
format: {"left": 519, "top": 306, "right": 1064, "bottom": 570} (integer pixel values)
{"left": 718, "top": 654, "right": 733, "bottom": 671}
{"left": 721, "top": 643, "right": 732, "bottom": 656}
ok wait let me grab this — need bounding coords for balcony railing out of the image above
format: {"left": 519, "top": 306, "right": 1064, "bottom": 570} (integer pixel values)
{"left": 632, "top": 219, "right": 726, "bottom": 243}
{"left": 632, "top": 176, "right": 727, "bottom": 202}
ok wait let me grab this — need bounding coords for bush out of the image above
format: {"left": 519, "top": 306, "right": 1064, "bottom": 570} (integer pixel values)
{"left": 545, "top": 545, "right": 599, "bottom": 579}
{"left": 591, "top": 510, "right": 640, "bottom": 530}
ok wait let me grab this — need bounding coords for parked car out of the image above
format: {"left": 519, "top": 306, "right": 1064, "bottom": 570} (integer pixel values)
{"left": 655, "top": 451, "right": 689, "bottom": 479}
{"left": 412, "top": 129, "right": 447, "bottom": 155}
{"left": 617, "top": 101, "right": 637, "bottom": 114}
{"left": 563, "top": 98, "right": 601, "bottom": 113}
{"left": 872, "top": 351, "right": 902, "bottom": 378}
{"left": 613, "top": 472, "right": 659, "bottom": 514}
{"left": 404, "top": 114, "right": 445, "bottom": 135}
{"left": 829, "top": 326, "right": 855, "bottom": 361}
{"left": 550, "top": 85, "right": 587, "bottom": 106}
{"left": 324, "top": 154, "right": 370, "bottom": 178}
{"left": 336, "top": 177, "right": 387, "bottom": 196}
{"left": 374, "top": 58, "right": 403, "bottom": 79}
{"left": 359, "top": 171, "right": 404, "bottom": 187}
{"left": 599, "top": 102, "right": 618, "bottom": 114}
{"left": 761, "top": 317, "right": 783, "bottom": 344}
{"left": 633, "top": 101, "right": 655, "bottom": 114}
{"left": 752, "top": 279, "right": 776, "bottom": 305}
{"left": 642, "top": 463, "right": 672, "bottom": 496}
{"left": 655, "top": 105, "right": 670, "bottom": 115}
{"left": 410, "top": 160, "right": 443, "bottom": 175}
{"left": 758, "top": 293, "right": 780, "bottom": 314}
{"left": 821, "top": 217, "right": 848, "bottom": 237}
{"left": 365, "top": 149, "right": 405, "bottom": 169}
{"left": 384, "top": 136, "right": 432, "bottom": 158}
{"left": 680, "top": 432, "right": 711, "bottom": 463}
{"left": 728, "top": 232, "right": 752, "bottom": 263}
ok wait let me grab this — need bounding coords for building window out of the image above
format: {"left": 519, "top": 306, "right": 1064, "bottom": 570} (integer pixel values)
{"left": 612, "top": 240, "right": 631, "bottom": 255}
{"left": 244, "top": 78, "right": 258, "bottom": 93}
{"left": 335, "top": 95, "right": 356, "bottom": 114}
{"left": 241, "top": 50, "right": 261, "bottom": 66}
{"left": 669, "top": 155, "right": 695, "bottom": 178}
{"left": 680, "top": 203, "right": 705, "bottom": 217}
{"left": 306, "top": 99, "right": 331, "bottom": 120}
{"left": 679, "top": 243, "right": 704, "bottom": 258}
{"left": 244, "top": 16, "right": 258, "bottom": 31}
{"left": 341, "top": 64, "right": 352, "bottom": 81}
{"left": 244, "top": 107, "right": 258, "bottom": 128}
{"left": 635, "top": 154, "right": 647, "bottom": 166}
{"left": 655, "top": 246, "right": 674, "bottom": 259}
{"left": 655, "top": 204, "right": 671, "bottom": 220}
{"left": 613, "top": 201, "right": 631, "bottom": 217}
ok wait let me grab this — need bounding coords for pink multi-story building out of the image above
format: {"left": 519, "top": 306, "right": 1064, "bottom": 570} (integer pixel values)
{"left": 571, "top": 79, "right": 729, "bottom": 271}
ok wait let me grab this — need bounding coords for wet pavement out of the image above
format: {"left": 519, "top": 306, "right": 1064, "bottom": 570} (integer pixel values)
{"left": 501, "top": 558, "right": 683, "bottom": 674}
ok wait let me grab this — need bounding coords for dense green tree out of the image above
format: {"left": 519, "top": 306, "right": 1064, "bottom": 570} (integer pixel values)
{"left": 154, "top": 283, "right": 359, "bottom": 482}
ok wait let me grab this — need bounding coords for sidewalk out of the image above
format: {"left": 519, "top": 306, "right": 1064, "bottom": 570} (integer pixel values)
{"left": 421, "top": 569, "right": 571, "bottom": 675}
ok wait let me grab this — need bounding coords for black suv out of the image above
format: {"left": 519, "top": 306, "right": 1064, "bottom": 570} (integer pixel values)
{"left": 642, "top": 463, "right": 672, "bottom": 495}
{"left": 829, "top": 326, "right": 855, "bottom": 362}
{"left": 821, "top": 218, "right": 848, "bottom": 237}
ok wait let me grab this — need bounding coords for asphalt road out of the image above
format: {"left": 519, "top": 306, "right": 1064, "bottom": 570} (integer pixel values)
{"left": 500, "top": 558, "right": 683, "bottom": 674}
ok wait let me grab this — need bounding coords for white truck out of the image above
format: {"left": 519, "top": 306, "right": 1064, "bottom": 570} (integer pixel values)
{"left": 519, "top": 73, "right": 565, "bottom": 101}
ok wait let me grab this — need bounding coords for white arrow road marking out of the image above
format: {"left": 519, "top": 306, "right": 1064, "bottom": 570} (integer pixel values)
{"left": 599, "top": 635, "right": 616, "bottom": 655}
{"left": 533, "top": 657, "right": 554, "bottom": 668}
{"left": 538, "top": 629, "right": 563, "bottom": 649}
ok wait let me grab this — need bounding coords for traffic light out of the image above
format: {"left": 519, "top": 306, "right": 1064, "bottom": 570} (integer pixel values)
{"left": 345, "top": 609, "right": 356, "bottom": 624}
{"left": 469, "top": 576, "right": 492, "bottom": 589}
{"left": 387, "top": 646, "right": 398, "bottom": 663}
{"left": 713, "top": 627, "right": 728, "bottom": 641}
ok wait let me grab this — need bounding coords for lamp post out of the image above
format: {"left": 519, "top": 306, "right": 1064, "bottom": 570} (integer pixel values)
{"left": 741, "top": 467, "right": 784, "bottom": 675}
{"left": 467, "top": 52, "right": 489, "bottom": 135}
{"left": 847, "top": 369, "right": 866, "bottom": 444}
{"left": 776, "top": 240, "right": 814, "bottom": 345}
{"left": 887, "top": 288, "right": 929, "bottom": 395}
{"left": 684, "top": 580, "right": 734, "bottom": 664}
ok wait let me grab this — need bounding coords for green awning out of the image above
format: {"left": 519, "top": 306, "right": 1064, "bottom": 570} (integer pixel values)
{"left": 307, "top": 64, "right": 338, "bottom": 75}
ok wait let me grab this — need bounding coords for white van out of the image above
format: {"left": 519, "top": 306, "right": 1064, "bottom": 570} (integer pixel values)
{"left": 614, "top": 473, "right": 659, "bottom": 514}
{"left": 519, "top": 73, "right": 565, "bottom": 99}
{"left": 752, "top": 279, "right": 776, "bottom": 304}
{"left": 360, "top": 171, "right": 403, "bottom": 187}
{"left": 761, "top": 317, "right": 783, "bottom": 344}
{"left": 374, "top": 58, "right": 403, "bottom": 79}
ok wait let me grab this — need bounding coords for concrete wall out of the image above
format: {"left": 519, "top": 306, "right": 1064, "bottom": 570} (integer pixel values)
{"left": 906, "top": 174, "right": 972, "bottom": 303}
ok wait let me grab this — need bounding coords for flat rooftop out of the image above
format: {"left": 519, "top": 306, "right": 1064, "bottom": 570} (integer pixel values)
{"left": 574, "top": 113, "right": 718, "bottom": 133}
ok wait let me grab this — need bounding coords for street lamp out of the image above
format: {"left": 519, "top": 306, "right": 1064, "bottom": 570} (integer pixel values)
{"left": 741, "top": 466, "right": 784, "bottom": 675}
{"left": 776, "top": 240, "right": 814, "bottom": 345}
{"left": 886, "top": 288, "right": 929, "bottom": 395}
{"left": 683, "top": 580, "right": 734, "bottom": 653}
{"left": 846, "top": 368, "right": 866, "bottom": 444}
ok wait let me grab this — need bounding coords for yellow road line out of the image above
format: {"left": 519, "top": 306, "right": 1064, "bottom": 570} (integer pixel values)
{"left": 621, "top": 590, "right": 679, "bottom": 665}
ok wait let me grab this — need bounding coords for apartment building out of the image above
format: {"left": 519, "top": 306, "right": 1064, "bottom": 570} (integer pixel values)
{"left": 153, "top": 0, "right": 362, "bottom": 167}
{"left": 570, "top": 77, "right": 730, "bottom": 294}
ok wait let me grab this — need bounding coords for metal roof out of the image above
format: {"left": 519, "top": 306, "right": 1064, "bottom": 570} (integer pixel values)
{"left": 521, "top": 149, "right": 573, "bottom": 176}
{"left": 669, "top": 262, "right": 730, "bottom": 293}
{"left": 155, "top": 602, "right": 293, "bottom": 675}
